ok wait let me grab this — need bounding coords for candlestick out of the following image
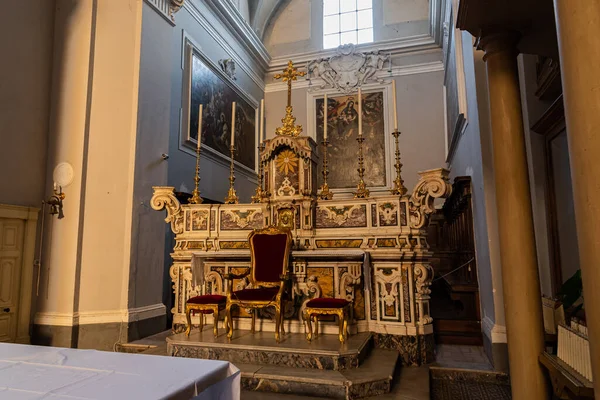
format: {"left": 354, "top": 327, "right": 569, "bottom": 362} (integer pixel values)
{"left": 224, "top": 144, "right": 239, "bottom": 204}
{"left": 318, "top": 138, "right": 333, "bottom": 200}
{"left": 353, "top": 135, "right": 369, "bottom": 198}
{"left": 231, "top": 102, "right": 236, "bottom": 147}
{"left": 190, "top": 104, "right": 204, "bottom": 204}
{"left": 323, "top": 94, "right": 328, "bottom": 139}
{"left": 390, "top": 129, "right": 407, "bottom": 196}
{"left": 260, "top": 99, "right": 265, "bottom": 141}
{"left": 358, "top": 88, "right": 363, "bottom": 136}
{"left": 251, "top": 143, "right": 267, "bottom": 203}
{"left": 392, "top": 80, "right": 398, "bottom": 131}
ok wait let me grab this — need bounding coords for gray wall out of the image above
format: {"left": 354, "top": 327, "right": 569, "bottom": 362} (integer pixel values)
{"left": 446, "top": 30, "right": 507, "bottom": 370}
{"left": 167, "top": 0, "right": 264, "bottom": 203}
{"left": 139, "top": 0, "right": 268, "bottom": 324}
{"left": 0, "top": 0, "right": 55, "bottom": 207}
{"left": 446, "top": 32, "right": 497, "bottom": 325}
{"left": 128, "top": 3, "right": 173, "bottom": 314}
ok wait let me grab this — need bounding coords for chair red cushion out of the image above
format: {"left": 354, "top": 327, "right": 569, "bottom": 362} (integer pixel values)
{"left": 251, "top": 233, "right": 289, "bottom": 283}
{"left": 306, "top": 298, "right": 350, "bottom": 308}
{"left": 187, "top": 294, "right": 227, "bottom": 305}
{"left": 233, "top": 287, "right": 280, "bottom": 301}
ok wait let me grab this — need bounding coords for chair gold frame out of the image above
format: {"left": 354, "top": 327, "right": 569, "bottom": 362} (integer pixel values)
{"left": 304, "top": 302, "right": 351, "bottom": 343}
{"left": 225, "top": 226, "right": 293, "bottom": 342}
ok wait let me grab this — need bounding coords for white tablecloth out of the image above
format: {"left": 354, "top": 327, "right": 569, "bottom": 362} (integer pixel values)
{"left": 0, "top": 343, "right": 240, "bottom": 400}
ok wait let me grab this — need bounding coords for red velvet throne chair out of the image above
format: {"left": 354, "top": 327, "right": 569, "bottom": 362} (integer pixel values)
{"left": 225, "top": 226, "right": 292, "bottom": 342}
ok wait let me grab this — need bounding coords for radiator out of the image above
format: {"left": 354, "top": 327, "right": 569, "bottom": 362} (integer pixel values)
{"left": 557, "top": 321, "right": 593, "bottom": 382}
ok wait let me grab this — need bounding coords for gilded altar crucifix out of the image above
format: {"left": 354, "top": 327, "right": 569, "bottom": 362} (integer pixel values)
{"left": 274, "top": 60, "right": 306, "bottom": 137}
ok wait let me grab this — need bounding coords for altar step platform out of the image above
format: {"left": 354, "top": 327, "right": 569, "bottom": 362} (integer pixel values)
{"left": 166, "top": 330, "right": 399, "bottom": 399}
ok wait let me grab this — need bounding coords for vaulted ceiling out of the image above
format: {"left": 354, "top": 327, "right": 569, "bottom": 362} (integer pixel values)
{"left": 247, "top": 0, "right": 290, "bottom": 40}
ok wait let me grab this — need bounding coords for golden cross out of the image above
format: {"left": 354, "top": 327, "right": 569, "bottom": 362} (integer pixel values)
{"left": 274, "top": 60, "right": 306, "bottom": 108}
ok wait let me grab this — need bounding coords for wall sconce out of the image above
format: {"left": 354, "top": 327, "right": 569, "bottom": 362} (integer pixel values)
{"left": 45, "top": 162, "right": 74, "bottom": 219}
{"left": 46, "top": 184, "right": 65, "bottom": 219}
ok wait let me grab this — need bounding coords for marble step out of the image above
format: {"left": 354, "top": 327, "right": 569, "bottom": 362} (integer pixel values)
{"left": 168, "top": 330, "right": 373, "bottom": 370}
{"left": 240, "top": 348, "right": 400, "bottom": 399}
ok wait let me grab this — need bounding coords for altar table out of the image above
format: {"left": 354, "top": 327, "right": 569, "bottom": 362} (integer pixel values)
{"left": 0, "top": 343, "right": 240, "bottom": 400}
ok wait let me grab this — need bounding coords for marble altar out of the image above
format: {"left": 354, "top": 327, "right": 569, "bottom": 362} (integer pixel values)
{"left": 151, "top": 60, "right": 451, "bottom": 365}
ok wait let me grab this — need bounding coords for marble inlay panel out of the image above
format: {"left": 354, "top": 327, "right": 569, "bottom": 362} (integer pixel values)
{"left": 220, "top": 209, "right": 263, "bottom": 230}
{"left": 316, "top": 205, "right": 367, "bottom": 228}
{"left": 170, "top": 344, "right": 360, "bottom": 370}
{"left": 189, "top": 210, "right": 209, "bottom": 230}
{"left": 378, "top": 202, "right": 398, "bottom": 227}
{"left": 307, "top": 267, "right": 334, "bottom": 298}
{"left": 353, "top": 285, "right": 366, "bottom": 320}
{"left": 400, "top": 201, "right": 408, "bottom": 226}
{"left": 347, "top": 378, "right": 391, "bottom": 399}
{"left": 373, "top": 333, "right": 435, "bottom": 366}
{"left": 242, "top": 377, "right": 346, "bottom": 399}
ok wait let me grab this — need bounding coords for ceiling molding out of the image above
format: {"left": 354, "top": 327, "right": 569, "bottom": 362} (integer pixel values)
{"left": 430, "top": 0, "right": 450, "bottom": 45}
{"left": 203, "top": 0, "right": 271, "bottom": 70}
{"left": 184, "top": 1, "right": 266, "bottom": 90}
{"left": 268, "top": 34, "right": 439, "bottom": 73}
{"left": 265, "top": 61, "right": 444, "bottom": 93}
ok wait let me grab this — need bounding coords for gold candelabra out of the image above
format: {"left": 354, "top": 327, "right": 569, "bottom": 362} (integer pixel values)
{"left": 318, "top": 138, "right": 334, "bottom": 200}
{"left": 251, "top": 143, "right": 268, "bottom": 203}
{"left": 353, "top": 135, "right": 370, "bottom": 198}
{"left": 224, "top": 145, "right": 239, "bottom": 204}
{"left": 390, "top": 129, "right": 407, "bottom": 195}
{"left": 189, "top": 139, "right": 203, "bottom": 204}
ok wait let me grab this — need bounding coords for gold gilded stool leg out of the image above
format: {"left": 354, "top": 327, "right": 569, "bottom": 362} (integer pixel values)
{"left": 304, "top": 310, "right": 313, "bottom": 341}
{"left": 212, "top": 306, "right": 219, "bottom": 338}
{"left": 337, "top": 309, "right": 345, "bottom": 343}
{"left": 185, "top": 306, "right": 192, "bottom": 336}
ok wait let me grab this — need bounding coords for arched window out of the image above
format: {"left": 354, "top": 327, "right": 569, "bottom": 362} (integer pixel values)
{"left": 323, "top": 0, "right": 373, "bottom": 49}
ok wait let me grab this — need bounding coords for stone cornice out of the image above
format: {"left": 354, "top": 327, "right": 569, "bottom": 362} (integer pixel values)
{"left": 264, "top": 61, "right": 444, "bottom": 93}
{"left": 184, "top": 1, "right": 266, "bottom": 90}
{"left": 203, "top": 0, "right": 271, "bottom": 71}
{"left": 268, "top": 34, "right": 439, "bottom": 74}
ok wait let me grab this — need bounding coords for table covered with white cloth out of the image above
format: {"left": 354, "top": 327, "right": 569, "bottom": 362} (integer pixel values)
{"left": 0, "top": 343, "right": 240, "bottom": 400}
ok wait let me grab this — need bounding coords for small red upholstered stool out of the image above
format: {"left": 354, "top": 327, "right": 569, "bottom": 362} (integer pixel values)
{"left": 303, "top": 298, "right": 351, "bottom": 343}
{"left": 185, "top": 294, "right": 227, "bottom": 337}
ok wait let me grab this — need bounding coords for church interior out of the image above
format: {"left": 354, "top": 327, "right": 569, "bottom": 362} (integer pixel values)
{"left": 1, "top": 0, "right": 599, "bottom": 399}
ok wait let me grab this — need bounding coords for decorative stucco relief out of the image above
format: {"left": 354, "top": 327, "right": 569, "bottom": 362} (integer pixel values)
{"left": 307, "top": 44, "right": 390, "bottom": 93}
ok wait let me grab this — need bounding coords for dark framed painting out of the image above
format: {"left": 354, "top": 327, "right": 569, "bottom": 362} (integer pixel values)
{"left": 315, "top": 91, "right": 387, "bottom": 189}
{"left": 183, "top": 39, "right": 257, "bottom": 172}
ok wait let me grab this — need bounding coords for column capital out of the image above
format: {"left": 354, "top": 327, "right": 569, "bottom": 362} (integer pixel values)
{"left": 475, "top": 30, "right": 521, "bottom": 61}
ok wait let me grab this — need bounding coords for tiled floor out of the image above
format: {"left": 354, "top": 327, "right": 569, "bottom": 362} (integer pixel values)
{"left": 433, "top": 344, "right": 493, "bottom": 370}
{"left": 431, "top": 379, "right": 511, "bottom": 400}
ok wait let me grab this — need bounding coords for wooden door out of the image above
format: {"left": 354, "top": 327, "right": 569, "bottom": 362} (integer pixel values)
{"left": 0, "top": 219, "right": 24, "bottom": 342}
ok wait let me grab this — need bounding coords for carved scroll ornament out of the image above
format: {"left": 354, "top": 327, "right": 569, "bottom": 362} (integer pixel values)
{"left": 169, "top": 0, "right": 184, "bottom": 21}
{"left": 413, "top": 263, "right": 434, "bottom": 324}
{"left": 408, "top": 168, "right": 452, "bottom": 229}
{"left": 151, "top": 186, "right": 184, "bottom": 234}
{"left": 307, "top": 44, "right": 390, "bottom": 93}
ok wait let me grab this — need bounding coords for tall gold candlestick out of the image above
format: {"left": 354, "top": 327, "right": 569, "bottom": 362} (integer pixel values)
{"left": 390, "top": 129, "right": 407, "bottom": 195}
{"left": 353, "top": 135, "right": 370, "bottom": 198}
{"left": 318, "top": 138, "right": 333, "bottom": 200}
{"left": 224, "top": 145, "right": 239, "bottom": 204}
{"left": 190, "top": 104, "right": 203, "bottom": 204}
{"left": 251, "top": 143, "right": 267, "bottom": 203}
